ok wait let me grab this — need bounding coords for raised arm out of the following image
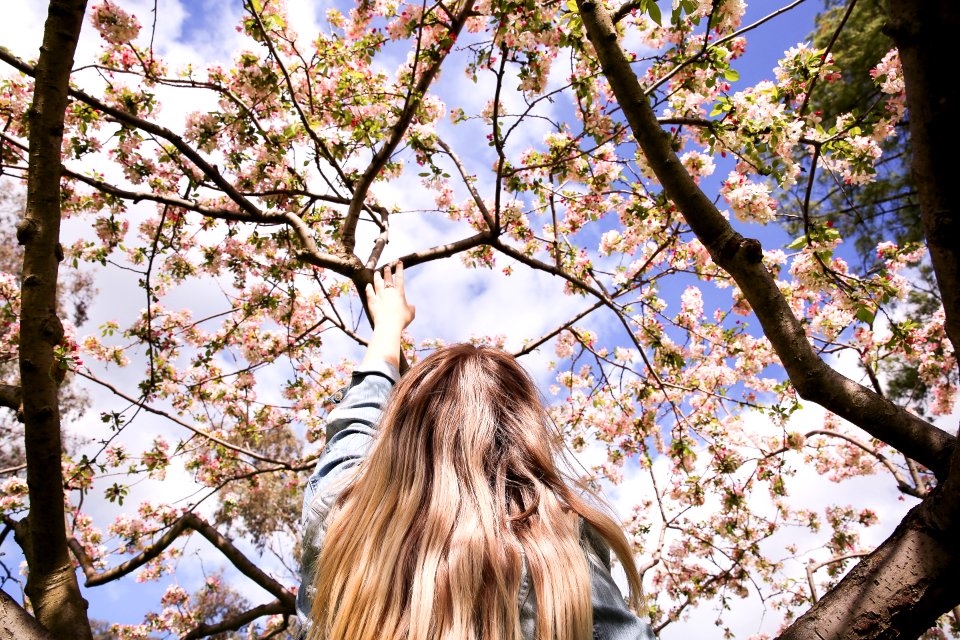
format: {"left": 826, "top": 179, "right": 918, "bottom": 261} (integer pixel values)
{"left": 302, "top": 262, "right": 416, "bottom": 517}
{"left": 361, "top": 261, "right": 416, "bottom": 370}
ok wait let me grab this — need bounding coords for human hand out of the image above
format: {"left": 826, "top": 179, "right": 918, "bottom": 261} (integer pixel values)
{"left": 364, "top": 262, "right": 416, "bottom": 333}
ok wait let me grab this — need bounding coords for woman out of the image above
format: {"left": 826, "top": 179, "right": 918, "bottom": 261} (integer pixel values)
{"left": 298, "top": 263, "right": 655, "bottom": 640}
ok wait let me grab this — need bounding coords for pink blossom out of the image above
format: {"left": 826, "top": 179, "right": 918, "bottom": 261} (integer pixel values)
{"left": 90, "top": 1, "right": 141, "bottom": 45}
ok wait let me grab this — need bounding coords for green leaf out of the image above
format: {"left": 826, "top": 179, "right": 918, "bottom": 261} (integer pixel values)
{"left": 786, "top": 235, "right": 808, "bottom": 250}
{"left": 855, "top": 305, "right": 875, "bottom": 324}
{"left": 647, "top": 0, "right": 662, "bottom": 25}
{"left": 723, "top": 68, "right": 740, "bottom": 82}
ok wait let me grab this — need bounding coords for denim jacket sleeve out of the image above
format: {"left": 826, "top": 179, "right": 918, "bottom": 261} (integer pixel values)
{"left": 587, "top": 551, "right": 657, "bottom": 640}
{"left": 296, "top": 359, "right": 399, "bottom": 633}
{"left": 584, "top": 525, "right": 657, "bottom": 639}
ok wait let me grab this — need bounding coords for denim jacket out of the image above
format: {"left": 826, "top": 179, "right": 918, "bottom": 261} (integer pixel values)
{"left": 297, "top": 361, "right": 656, "bottom": 640}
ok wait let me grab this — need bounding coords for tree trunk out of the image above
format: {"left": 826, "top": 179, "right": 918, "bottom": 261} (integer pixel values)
{"left": 885, "top": 0, "right": 960, "bottom": 361}
{"left": 18, "top": 0, "right": 92, "bottom": 638}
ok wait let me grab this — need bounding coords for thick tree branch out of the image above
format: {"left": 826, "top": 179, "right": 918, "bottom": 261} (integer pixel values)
{"left": 778, "top": 438, "right": 960, "bottom": 638}
{"left": 576, "top": 0, "right": 955, "bottom": 477}
{"left": 69, "top": 511, "right": 295, "bottom": 610}
{"left": 0, "top": 383, "right": 20, "bottom": 412}
{"left": 612, "top": 0, "right": 643, "bottom": 24}
{"left": 396, "top": 231, "right": 492, "bottom": 268}
{"left": 340, "top": 0, "right": 477, "bottom": 253}
{"left": 180, "top": 600, "right": 288, "bottom": 640}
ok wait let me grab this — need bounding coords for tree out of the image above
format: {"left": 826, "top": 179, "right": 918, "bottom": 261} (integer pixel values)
{"left": 0, "top": 0, "right": 957, "bottom": 637}
{"left": 4, "top": 0, "right": 93, "bottom": 637}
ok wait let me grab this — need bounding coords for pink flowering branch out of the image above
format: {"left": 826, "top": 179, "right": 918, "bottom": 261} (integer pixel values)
{"left": 513, "top": 299, "right": 606, "bottom": 357}
{"left": 68, "top": 511, "right": 295, "bottom": 608}
{"left": 0, "top": 132, "right": 358, "bottom": 226}
{"left": 242, "top": 0, "right": 354, "bottom": 196}
{"left": 70, "top": 61, "right": 295, "bottom": 165}
{"left": 795, "top": 0, "right": 858, "bottom": 117}
{"left": 0, "top": 49, "right": 356, "bottom": 276}
{"left": 341, "top": 0, "right": 478, "bottom": 254}
{"left": 578, "top": 1, "right": 960, "bottom": 636}
{"left": 651, "top": 565, "right": 738, "bottom": 634}
{"left": 575, "top": 0, "right": 955, "bottom": 479}
{"left": 0, "top": 51, "right": 259, "bottom": 216}
{"left": 765, "top": 429, "right": 925, "bottom": 498}
{"left": 76, "top": 370, "right": 311, "bottom": 469}
{"left": 434, "top": 136, "right": 497, "bottom": 231}
{"left": 644, "top": 0, "right": 807, "bottom": 95}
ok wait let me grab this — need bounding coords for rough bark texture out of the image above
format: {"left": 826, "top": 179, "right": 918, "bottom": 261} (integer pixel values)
{"left": 886, "top": 0, "right": 960, "bottom": 361}
{"left": 575, "top": 0, "right": 960, "bottom": 636}
{"left": 0, "top": 590, "right": 56, "bottom": 640}
{"left": 18, "top": 0, "right": 92, "bottom": 638}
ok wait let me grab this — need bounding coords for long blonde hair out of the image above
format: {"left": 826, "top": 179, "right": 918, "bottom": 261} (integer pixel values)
{"left": 309, "top": 344, "right": 641, "bottom": 640}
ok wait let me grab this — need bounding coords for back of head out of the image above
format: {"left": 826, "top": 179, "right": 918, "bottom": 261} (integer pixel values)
{"left": 309, "top": 344, "right": 639, "bottom": 640}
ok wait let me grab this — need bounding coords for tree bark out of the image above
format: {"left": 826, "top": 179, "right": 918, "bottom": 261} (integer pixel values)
{"left": 0, "top": 590, "right": 56, "bottom": 640}
{"left": 18, "top": 0, "right": 92, "bottom": 638}
{"left": 575, "top": 0, "right": 960, "bottom": 635}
